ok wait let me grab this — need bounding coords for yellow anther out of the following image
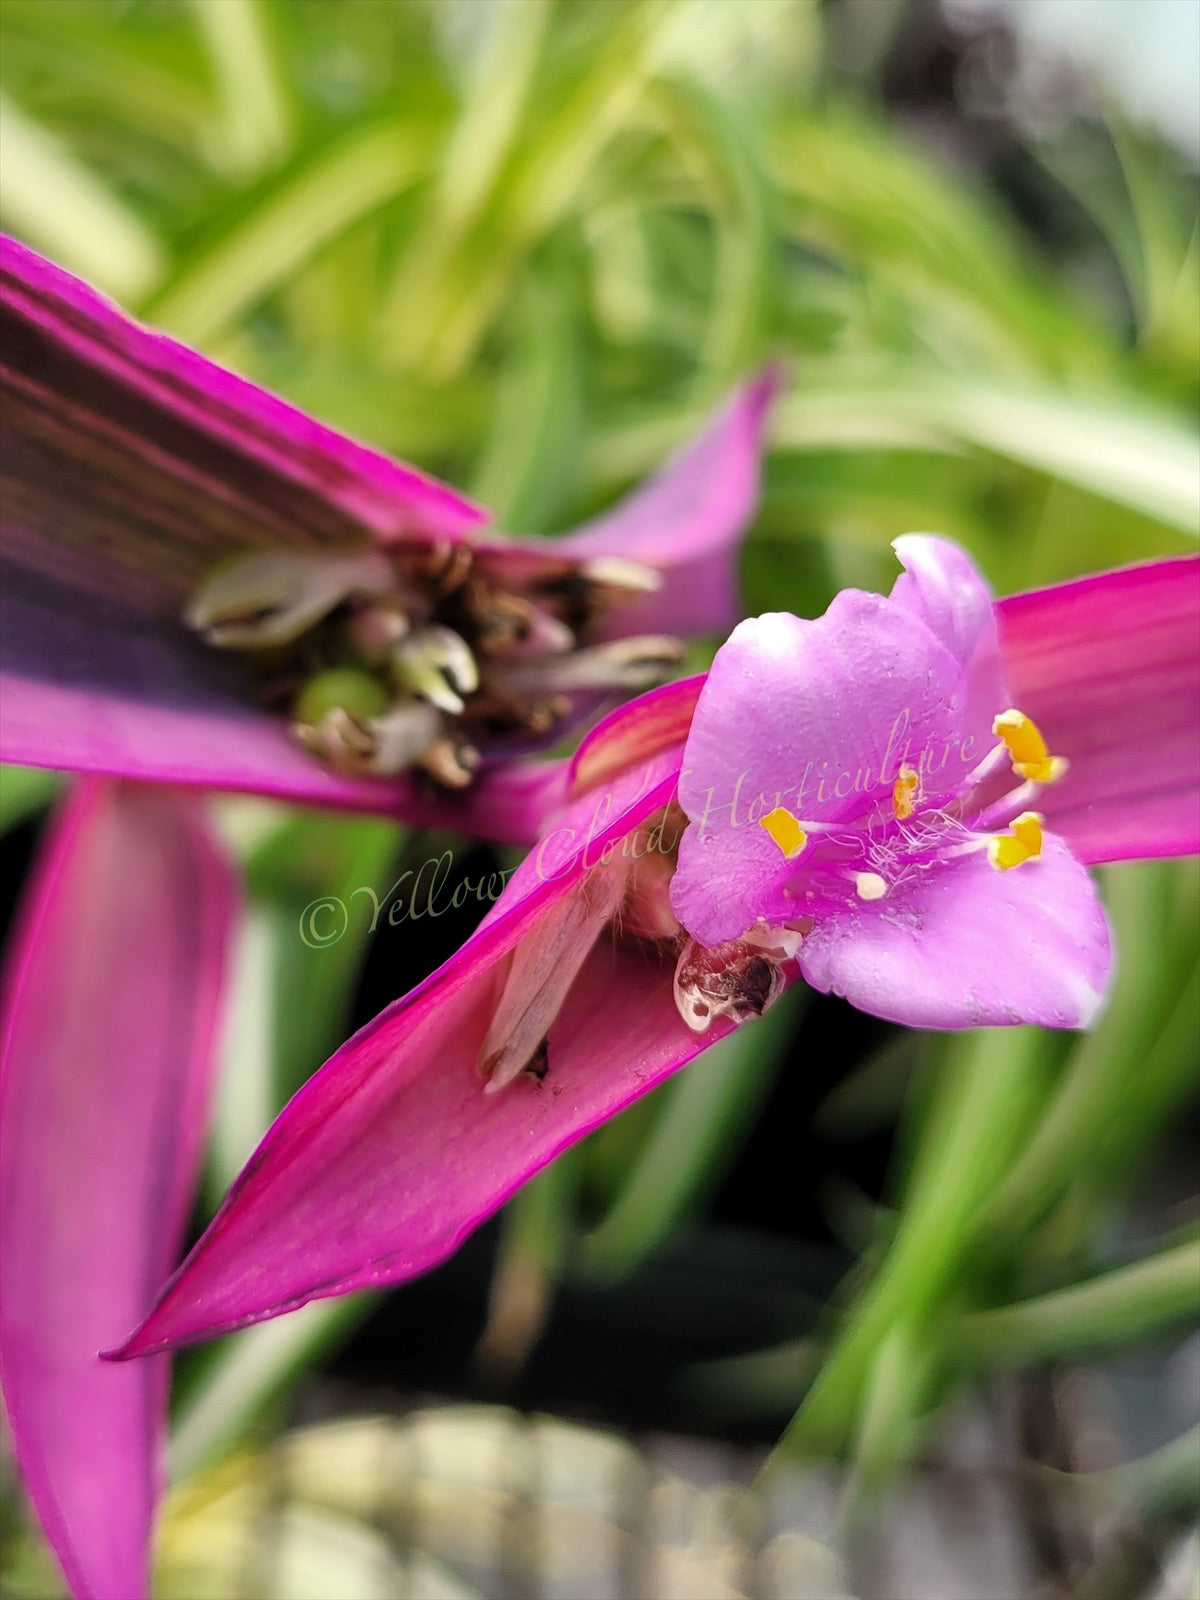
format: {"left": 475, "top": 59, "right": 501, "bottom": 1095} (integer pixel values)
{"left": 992, "top": 709, "right": 1068, "bottom": 784}
{"left": 760, "top": 806, "right": 807, "bottom": 860}
{"left": 855, "top": 872, "right": 888, "bottom": 901}
{"left": 987, "top": 811, "right": 1045, "bottom": 871}
{"left": 892, "top": 765, "right": 919, "bottom": 820}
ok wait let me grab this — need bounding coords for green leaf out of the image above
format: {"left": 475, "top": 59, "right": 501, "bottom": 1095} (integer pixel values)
{"left": 980, "top": 863, "right": 1197, "bottom": 1241}
{"left": 145, "top": 118, "right": 437, "bottom": 344}
{"left": 468, "top": 265, "right": 582, "bottom": 533}
{"left": 650, "top": 75, "right": 773, "bottom": 388}
{"left": 246, "top": 810, "right": 402, "bottom": 1101}
{"left": 0, "top": 764, "right": 61, "bottom": 835}
{"left": 187, "top": 0, "right": 294, "bottom": 179}
{"left": 958, "top": 1238, "right": 1200, "bottom": 1364}
{"left": 404, "top": 0, "right": 683, "bottom": 378}
{"left": 768, "top": 109, "right": 1109, "bottom": 376}
{"left": 0, "top": 90, "right": 165, "bottom": 300}
{"left": 778, "top": 1026, "right": 1050, "bottom": 1459}
{"left": 380, "top": 0, "right": 553, "bottom": 369}
{"left": 774, "top": 373, "right": 1200, "bottom": 533}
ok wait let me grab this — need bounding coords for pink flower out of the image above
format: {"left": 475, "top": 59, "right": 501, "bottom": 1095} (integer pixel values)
{"left": 669, "top": 535, "right": 1112, "bottom": 1030}
{"left": 112, "top": 542, "right": 1199, "bottom": 1360}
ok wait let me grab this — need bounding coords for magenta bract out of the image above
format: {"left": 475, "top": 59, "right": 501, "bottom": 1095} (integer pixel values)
{"left": 0, "top": 782, "right": 237, "bottom": 1600}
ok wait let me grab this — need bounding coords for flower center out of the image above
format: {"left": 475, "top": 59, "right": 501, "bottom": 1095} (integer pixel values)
{"left": 185, "top": 542, "right": 683, "bottom": 785}
{"left": 756, "top": 708, "right": 1067, "bottom": 901}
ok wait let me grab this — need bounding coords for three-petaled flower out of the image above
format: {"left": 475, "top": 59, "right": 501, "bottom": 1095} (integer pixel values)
{"left": 669, "top": 536, "right": 1112, "bottom": 1032}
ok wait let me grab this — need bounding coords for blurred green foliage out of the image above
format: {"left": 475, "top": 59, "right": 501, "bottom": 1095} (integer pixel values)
{"left": 1, "top": 0, "right": 1197, "bottom": 1575}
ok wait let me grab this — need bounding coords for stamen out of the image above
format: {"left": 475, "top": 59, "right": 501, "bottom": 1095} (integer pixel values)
{"left": 992, "top": 710, "right": 1068, "bottom": 784}
{"left": 293, "top": 700, "right": 441, "bottom": 776}
{"left": 185, "top": 549, "right": 392, "bottom": 649}
{"left": 342, "top": 602, "right": 413, "bottom": 663}
{"left": 987, "top": 811, "right": 1045, "bottom": 871}
{"left": 958, "top": 737, "right": 1015, "bottom": 794}
{"left": 460, "top": 583, "right": 544, "bottom": 656}
{"left": 759, "top": 806, "right": 808, "bottom": 859}
{"left": 492, "top": 636, "right": 683, "bottom": 697}
{"left": 480, "top": 866, "right": 628, "bottom": 1092}
{"left": 855, "top": 871, "right": 888, "bottom": 900}
{"left": 414, "top": 539, "right": 473, "bottom": 598}
{"left": 391, "top": 627, "right": 479, "bottom": 714}
{"left": 493, "top": 607, "right": 575, "bottom": 660}
{"left": 579, "top": 556, "right": 662, "bottom": 596}
{"left": 892, "top": 765, "right": 919, "bottom": 821}
{"left": 417, "top": 733, "right": 479, "bottom": 789}
{"left": 972, "top": 779, "right": 1043, "bottom": 833}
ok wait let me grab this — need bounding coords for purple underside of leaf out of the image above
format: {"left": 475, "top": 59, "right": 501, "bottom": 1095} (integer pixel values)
{"left": 113, "top": 746, "right": 700, "bottom": 1358}
{"left": 997, "top": 554, "right": 1200, "bottom": 863}
{"left": 557, "top": 367, "right": 781, "bottom": 638}
{"left": 0, "top": 237, "right": 484, "bottom": 614}
{"left": 0, "top": 780, "right": 237, "bottom": 1600}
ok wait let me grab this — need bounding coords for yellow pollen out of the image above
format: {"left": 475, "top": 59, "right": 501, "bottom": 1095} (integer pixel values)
{"left": 992, "top": 709, "right": 1068, "bottom": 784}
{"left": 892, "top": 765, "right": 919, "bottom": 820}
{"left": 855, "top": 871, "right": 888, "bottom": 900}
{"left": 987, "top": 811, "right": 1045, "bottom": 871}
{"left": 760, "top": 806, "right": 807, "bottom": 859}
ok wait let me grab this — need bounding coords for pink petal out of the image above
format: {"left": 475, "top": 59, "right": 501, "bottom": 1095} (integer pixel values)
{"left": 671, "top": 594, "right": 970, "bottom": 947}
{"left": 558, "top": 367, "right": 780, "bottom": 637}
{"left": 113, "top": 752, "right": 697, "bottom": 1358}
{"left": 797, "top": 832, "right": 1112, "bottom": 1030}
{"left": 0, "top": 781, "right": 238, "bottom": 1599}
{"left": 891, "top": 533, "right": 1008, "bottom": 751}
{"left": 997, "top": 555, "right": 1200, "bottom": 863}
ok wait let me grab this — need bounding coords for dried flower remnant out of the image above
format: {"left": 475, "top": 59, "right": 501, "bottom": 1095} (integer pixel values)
{"left": 186, "top": 536, "right": 683, "bottom": 788}
{"left": 1, "top": 236, "right": 776, "bottom": 831}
